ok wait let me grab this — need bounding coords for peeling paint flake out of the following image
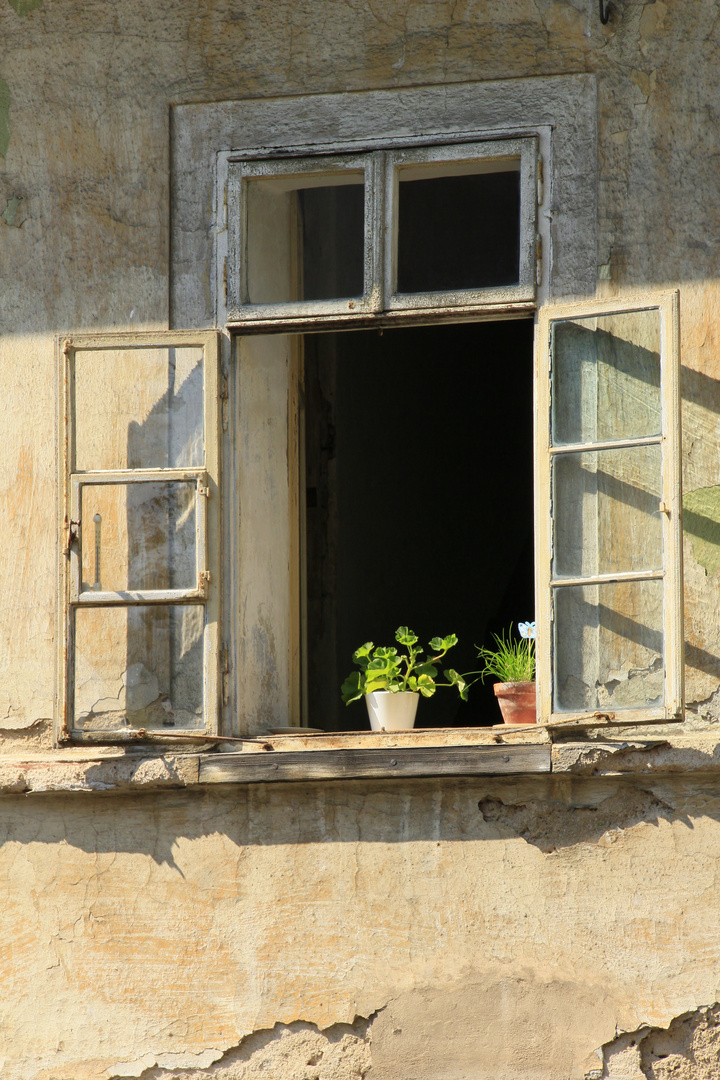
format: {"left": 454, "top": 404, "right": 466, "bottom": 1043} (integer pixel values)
{"left": 1, "top": 194, "right": 23, "bottom": 227}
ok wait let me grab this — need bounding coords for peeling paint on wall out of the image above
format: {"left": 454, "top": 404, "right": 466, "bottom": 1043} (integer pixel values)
{"left": 1, "top": 195, "right": 23, "bottom": 227}
{"left": 594, "top": 1002, "right": 720, "bottom": 1079}
{"left": 683, "top": 486, "right": 720, "bottom": 575}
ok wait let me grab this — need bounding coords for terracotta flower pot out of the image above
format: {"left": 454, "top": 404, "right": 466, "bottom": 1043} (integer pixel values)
{"left": 493, "top": 681, "right": 537, "bottom": 725}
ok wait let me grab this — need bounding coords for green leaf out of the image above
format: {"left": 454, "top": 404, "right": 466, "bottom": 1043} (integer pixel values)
{"left": 352, "top": 642, "right": 374, "bottom": 670}
{"left": 341, "top": 671, "right": 365, "bottom": 705}
{"left": 395, "top": 626, "right": 418, "bottom": 646}
{"left": 442, "top": 634, "right": 458, "bottom": 650}
{"left": 444, "top": 668, "right": 469, "bottom": 700}
{"left": 415, "top": 662, "right": 438, "bottom": 679}
{"left": 416, "top": 673, "right": 436, "bottom": 698}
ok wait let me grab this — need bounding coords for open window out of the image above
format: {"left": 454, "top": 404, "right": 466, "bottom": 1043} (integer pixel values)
{"left": 57, "top": 331, "right": 220, "bottom": 743}
{"left": 535, "top": 293, "right": 683, "bottom": 724}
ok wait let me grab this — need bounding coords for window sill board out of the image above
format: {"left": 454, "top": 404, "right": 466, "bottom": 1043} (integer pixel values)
{"left": 2, "top": 730, "right": 720, "bottom": 795}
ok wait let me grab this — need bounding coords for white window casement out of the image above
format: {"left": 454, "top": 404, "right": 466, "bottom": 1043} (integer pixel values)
{"left": 57, "top": 332, "right": 220, "bottom": 743}
{"left": 536, "top": 293, "right": 683, "bottom": 725}
{"left": 54, "top": 78, "right": 686, "bottom": 747}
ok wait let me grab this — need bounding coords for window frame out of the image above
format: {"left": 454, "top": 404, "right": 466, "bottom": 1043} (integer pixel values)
{"left": 225, "top": 138, "right": 539, "bottom": 327}
{"left": 56, "top": 330, "right": 221, "bottom": 746}
{"left": 534, "top": 291, "right": 683, "bottom": 726}
{"left": 226, "top": 152, "right": 382, "bottom": 321}
{"left": 383, "top": 138, "right": 537, "bottom": 311}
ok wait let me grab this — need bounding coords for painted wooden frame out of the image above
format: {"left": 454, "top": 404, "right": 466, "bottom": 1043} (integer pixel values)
{"left": 383, "top": 138, "right": 537, "bottom": 311}
{"left": 535, "top": 292, "right": 683, "bottom": 725}
{"left": 56, "top": 330, "right": 220, "bottom": 745}
{"left": 225, "top": 140, "right": 537, "bottom": 326}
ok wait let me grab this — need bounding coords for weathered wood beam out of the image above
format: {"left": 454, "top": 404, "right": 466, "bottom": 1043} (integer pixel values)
{"left": 199, "top": 744, "right": 551, "bottom": 784}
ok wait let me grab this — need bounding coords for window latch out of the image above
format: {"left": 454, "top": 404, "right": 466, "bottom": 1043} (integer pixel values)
{"left": 658, "top": 501, "right": 671, "bottom": 516}
{"left": 64, "top": 519, "right": 80, "bottom": 554}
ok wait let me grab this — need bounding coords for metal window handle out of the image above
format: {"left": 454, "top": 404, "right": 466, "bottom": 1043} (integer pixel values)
{"left": 659, "top": 501, "right": 670, "bottom": 516}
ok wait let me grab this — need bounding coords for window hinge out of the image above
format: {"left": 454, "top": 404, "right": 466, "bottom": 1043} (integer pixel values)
{"left": 537, "top": 155, "right": 544, "bottom": 206}
{"left": 536, "top": 234, "right": 543, "bottom": 286}
{"left": 220, "top": 370, "right": 229, "bottom": 433}
{"left": 221, "top": 641, "right": 230, "bottom": 708}
{"left": 198, "top": 483, "right": 210, "bottom": 498}
{"left": 223, "top": 258, "right": 228, "bottom": 305}
{"left": 199, "top": 569, "right": 211, "bottom": 587}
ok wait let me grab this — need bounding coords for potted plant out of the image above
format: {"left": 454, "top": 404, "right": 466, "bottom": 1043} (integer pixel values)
{"left": 341, "top": 626, "right": 469, "bottom": 731}
{"left": 474, "top": 621, "right": 537, "bottom": 725}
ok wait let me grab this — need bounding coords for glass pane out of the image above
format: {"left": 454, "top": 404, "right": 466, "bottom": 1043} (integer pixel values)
{"left": 552, "top": 309, "right": 661, "bottom": 445}
{"left": 74, "top": 605, "right": 204, "bottom": 731}
{"left": 553, "top": 445, "right": 662, "bottom": 578}
{"left": 80, "top": 482, "right": 197, "bottom": 593}
{"left": 397, "top": 162, "right": 520, "bottom": 294}
{"left": 553, "top": 579, "right": 664, "bottom": 713}
{"left": 75, "top": 347, "right": 204, "bottom": 471}
{"left": 246, "top": 172, "right": 365, "bottom": 304}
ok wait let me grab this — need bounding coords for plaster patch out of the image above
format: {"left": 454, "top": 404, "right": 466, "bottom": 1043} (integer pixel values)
{"left": 683, "top": 486, "right": 720, "bottom": 575}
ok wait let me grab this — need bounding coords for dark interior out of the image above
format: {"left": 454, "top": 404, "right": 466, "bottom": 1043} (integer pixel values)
{"left": 303, "top": 319, "right": 535, "bottom": 730}
{"left": 397, "top": 170, "right": 521, "bottom": 294}
{"left": 298, "top": 184, "right": 365, "bottom": 301}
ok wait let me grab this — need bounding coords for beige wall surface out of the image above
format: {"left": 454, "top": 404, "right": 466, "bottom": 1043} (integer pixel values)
{"left": 2, "top": 0, "right": 720, "bottom": 1077}
{"left": 0, "top": 774, "right": 718, "bottom": 1080}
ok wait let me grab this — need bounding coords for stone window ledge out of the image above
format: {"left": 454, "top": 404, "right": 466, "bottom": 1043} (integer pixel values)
{"left": 2, "top": 728, "right": 720, "bottom": 795}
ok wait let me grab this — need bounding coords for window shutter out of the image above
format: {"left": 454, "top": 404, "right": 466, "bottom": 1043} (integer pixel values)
{"left": 535, "top": 293, "right": 683, "bottom": 724}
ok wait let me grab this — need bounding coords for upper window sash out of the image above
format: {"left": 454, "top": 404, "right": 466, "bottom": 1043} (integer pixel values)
{"left": 227, "top": 152, "right": 382, "bottom": 321}
{"left": 535, "top": 292, "right": 683, "bottom": 725}
{"left": 384, "top": 139, "right": 537, "bottom": 311}
{"left": 57, "top": 331, "right": 220, "bottom": 745}
{"left": 225, "top": 138, "right": 538, "bottom": 325}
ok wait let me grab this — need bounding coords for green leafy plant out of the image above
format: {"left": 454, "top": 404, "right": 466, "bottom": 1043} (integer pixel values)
{"left": 341, "top": 626, "right": 469, "bottom": 705}
{"left": 473, "top": 622, "right": 536, "bottom": 685}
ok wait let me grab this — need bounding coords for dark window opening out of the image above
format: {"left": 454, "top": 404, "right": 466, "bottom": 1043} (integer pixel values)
{"left": 299, "top": 184, "right": 365, "bottom": 301}
{"left": 397, "top": 170, "right": 521, "bottom": 295}
{"left": 303, "top": 319, "right": 534, "bottom": 730}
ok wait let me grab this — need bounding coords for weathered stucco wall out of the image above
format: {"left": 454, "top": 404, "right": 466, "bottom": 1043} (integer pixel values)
{"left": 2, "top": 0, "right": 720, "bottom": 1077}
{"left": 3, "top": 772, "right": 720, "bottom": 1080}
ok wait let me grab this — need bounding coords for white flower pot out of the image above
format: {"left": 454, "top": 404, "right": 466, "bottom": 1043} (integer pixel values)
{"left": 365, "top": 691, "right": 420, "bottom": 731}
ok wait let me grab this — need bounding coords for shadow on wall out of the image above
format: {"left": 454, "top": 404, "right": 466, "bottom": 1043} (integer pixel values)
{"left": 6, "top": 771, "right": 714, "bottom": 864}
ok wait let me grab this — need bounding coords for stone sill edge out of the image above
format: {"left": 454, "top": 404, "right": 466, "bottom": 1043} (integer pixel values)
{"left": 1, "top": 732, "right": 720, "bottom": 794}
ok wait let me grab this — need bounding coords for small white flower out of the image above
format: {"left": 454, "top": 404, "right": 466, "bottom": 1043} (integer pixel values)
{"left": 519, "top": 621, "right": 536, "bottom": 639}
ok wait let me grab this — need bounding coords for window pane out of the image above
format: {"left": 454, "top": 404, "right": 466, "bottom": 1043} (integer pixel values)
{"left": 553, "top": 579, "right": 664, "bottom": 712}
{"left": 74, "top": 347, "right": 204, "bottom": 471}
{"left": 397, "top": 163, "right": 520, "bottom": 294}
{"left": 246, "top": 173, "right": 365, "bottom": 303}
{"left": 74, "top": 605, "right": 204, "bottom": 731}
{"left": 552, "top": 445, "right": 662, "bottom": 579}
{"left": 551, "top": 309, "right": 661, "bottom": 446}
{"left": 80, "top": 482, "right": 197, "bottom": 593}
